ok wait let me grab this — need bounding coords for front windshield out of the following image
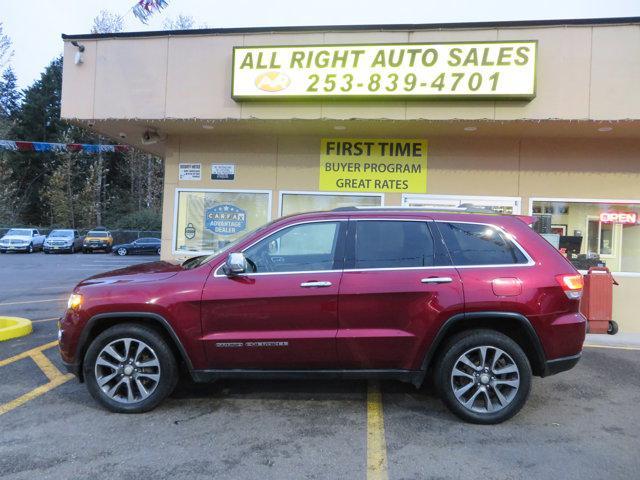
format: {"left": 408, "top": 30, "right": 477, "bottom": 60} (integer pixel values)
{"left": 49, "top": 230, "right": 73, "bottom": 238}
{"left": 6, "top": 229, "right": 31, "bottom": 236}
{"left": 181, "top": 222, "right": 275, "bottom": 269}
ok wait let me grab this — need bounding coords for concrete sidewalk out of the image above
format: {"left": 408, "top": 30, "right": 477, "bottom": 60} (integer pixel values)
{"left": 585, "top": 333, "right": 640, "bottom": 348}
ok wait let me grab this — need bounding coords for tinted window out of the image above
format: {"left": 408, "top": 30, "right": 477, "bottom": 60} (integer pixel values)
{"left": 245, "top": 222, "right": 341, "bottom": 273}
{"left": 354, "top": 221, "right": 434, "bottom": 269}
{"left": 438, "top": 222, "right": 528, "bottom": 266}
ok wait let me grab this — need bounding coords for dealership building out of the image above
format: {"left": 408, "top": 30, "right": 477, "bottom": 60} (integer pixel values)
{"left": 61, "top": 17, "right": 640, "bottom": 332}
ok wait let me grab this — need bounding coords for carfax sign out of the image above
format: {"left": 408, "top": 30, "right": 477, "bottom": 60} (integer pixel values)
{"left": 204, "top": 204, "right": 247, "bottom": 235}
{"left": 319, "top": 138, "right": 427, "bottom": 193}
{"left": 232, "top": 41, "right": 537, "bottom": 100}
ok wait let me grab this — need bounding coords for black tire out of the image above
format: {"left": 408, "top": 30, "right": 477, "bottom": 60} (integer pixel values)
{"left": 27, "top": 243, "right": 33, "bottom": 254}
{"left": 83, "top": 323, "right": 179, "bottom": 413}
{"left": 607, "top": 321, "right": 619, "bottom": 335}
{"left": 435, "top": 329, "right": 532, "bottom": 424}
{"left": 157, "top": 248, "right": 161, "bottom": 255}
{"left": 0, "top": 250, "right": 5, "bottom": 253}
{"left": 43, "top": 249, "right": 49, "bottom": 254}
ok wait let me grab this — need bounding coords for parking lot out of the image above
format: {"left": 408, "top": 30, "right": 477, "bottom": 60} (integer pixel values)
{"left": 0, "top": 252, "right": 639, "bottom": 480}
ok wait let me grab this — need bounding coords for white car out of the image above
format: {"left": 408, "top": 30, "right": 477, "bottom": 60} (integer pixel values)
{"left": 0, "top": 228, "right": 46, "bottom": 253}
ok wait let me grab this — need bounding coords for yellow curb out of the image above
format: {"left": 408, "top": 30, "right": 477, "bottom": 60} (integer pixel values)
{"left": 0, "top": 316, "right": 33, "bottom": 342}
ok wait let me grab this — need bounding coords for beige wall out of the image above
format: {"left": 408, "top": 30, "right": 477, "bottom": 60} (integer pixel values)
{"left": 62, "top": 23, "right": 640, "bottom": 122}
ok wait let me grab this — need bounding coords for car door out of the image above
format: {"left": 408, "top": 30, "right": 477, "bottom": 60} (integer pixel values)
{"left": 337, "top": 218, "right": 464, "bottom": 370}
{"left": 201, "top": 220, "right": 346, "bottom": 369}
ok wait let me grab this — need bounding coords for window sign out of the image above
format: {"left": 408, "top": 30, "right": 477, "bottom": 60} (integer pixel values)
{"left": 174, "top": 189, "right": 271, "bottom": 254}
{"left": 211, "top": 164, "right": 236, "bottom": 180}
{"left": 179, "top": 163, "right": 201, "bottom": 181}
{"left": 232, "top": 41, "right": 537, "bottom": 100}
{"left": 319, "top": 138, "right": 427, "bottom": 193}
{"left": 205, "top": 204, "right": 247, "bottom": 235}
{"left": 600, "top": 212, "right": 638, "bottom": 224}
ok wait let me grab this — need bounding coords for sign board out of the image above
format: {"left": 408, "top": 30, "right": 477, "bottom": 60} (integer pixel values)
{"left": 179, "top": 163, "right": 201, "bottom": 181}
{"left": 205, "top": 204, "right": 247, "bottom": 235}
{"left": 184, "top": 223, "right": 196, "bottom": 240}
{"left": 232, "top": 41, "right": 537, "bottom": 100}
{"left": 319, "top": 138, "right": 427, "bottom": 193}
{"left": 211, "top": 164, "right": 236, "bottom": 180}
{"left": 600, "top": 212, "right": 638, "bottom": 224}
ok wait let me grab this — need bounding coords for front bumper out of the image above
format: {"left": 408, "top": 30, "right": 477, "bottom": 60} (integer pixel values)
{"left": 44, "top": 246, "right": 72, "bottom": 252}
{"left": 1, "top": 244, "right": 29, "bottom": 251}
{"left": 542, "top": 352, "right": 581, "bottom": 377}
{"left": 83, "top": 244, "right": 110, "bottom": 250}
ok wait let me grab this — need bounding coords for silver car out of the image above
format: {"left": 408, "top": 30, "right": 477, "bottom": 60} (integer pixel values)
{"left": 43, "top": 229, "right": 84, "bottom": 254}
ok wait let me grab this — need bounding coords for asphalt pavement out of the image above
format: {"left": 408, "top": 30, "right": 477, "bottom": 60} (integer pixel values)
{"left": 0, "top": 251, "right": 639, "bottom": 480}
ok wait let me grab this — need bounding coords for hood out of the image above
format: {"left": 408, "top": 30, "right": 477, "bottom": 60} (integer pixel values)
{"left": 1, "top": 235, "right": 32, "bottom": 242}
{"left": 77, "top": 261, "right": 182, "bottom": 286}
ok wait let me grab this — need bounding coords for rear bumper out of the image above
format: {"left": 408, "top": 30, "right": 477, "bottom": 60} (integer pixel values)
{"left": 542, "top": 352, "right": 581, "bottom": 377}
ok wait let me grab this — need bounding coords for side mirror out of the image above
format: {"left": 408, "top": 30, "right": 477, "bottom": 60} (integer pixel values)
{"left": 224, "top": 252, "right": 248, "bottom": 275}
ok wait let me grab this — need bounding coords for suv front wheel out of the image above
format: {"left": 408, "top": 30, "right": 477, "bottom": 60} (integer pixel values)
{"left": 435, "top": 329, "right": 532, "bottom": 424}
{"left": 83, "top": 324, "right": 178, "bottom": 413}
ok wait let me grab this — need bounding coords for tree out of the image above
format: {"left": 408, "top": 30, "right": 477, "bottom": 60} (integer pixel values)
{"left": 0, "top": 67, "right": 21, "bottom": 120}
{"left": 91, "top": 10, "right": 124, "bottom": 34}
{"left": 0, "top": 22, "right": 13, "bottom": 70}
{"left": 162, "top": 15, "right": 197, "bottom": 30}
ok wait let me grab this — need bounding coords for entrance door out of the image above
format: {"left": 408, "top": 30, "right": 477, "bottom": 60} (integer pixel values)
{"left": 337, "top": 219, "right": 464, "bottom": 370}
{"left": 201, "top": 220, "right": 346, "bottom": 369}
{"left": 402, "top": 194, "right": 521, "bottom": 215}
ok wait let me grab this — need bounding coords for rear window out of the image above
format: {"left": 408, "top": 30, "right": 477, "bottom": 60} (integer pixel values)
{"left": 437, "top": 222, "right": 529, "bottom": 266}
{"left": 87, "top": 231, "right": 109, "bottom": 237}
{"left": 354, "top": 221, "right": 435, "bottom": 269}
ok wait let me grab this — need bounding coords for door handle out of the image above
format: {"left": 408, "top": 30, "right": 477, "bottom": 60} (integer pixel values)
{"left": 300, "top": 281, "right": 333, "bottom": 288}
{"left": 421, "top": 277, "right": 453, "bottom": 284}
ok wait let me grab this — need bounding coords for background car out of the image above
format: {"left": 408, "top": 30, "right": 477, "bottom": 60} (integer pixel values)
{"left": 0, "top": 228, "right": 45, "bottom": 253}
{"left": 112, "top": 237, "right": 161, "bottom": 256}
{"left": 43, "top": 230, "right": 84, "bottom": 254}
{"left": 83, "top": 230, "right": 113, "bottom": 253}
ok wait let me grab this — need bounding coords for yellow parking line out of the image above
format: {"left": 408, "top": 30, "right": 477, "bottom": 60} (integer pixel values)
{"left": 30, "top": 350, "right": 65, "bottom": 382}
{"left": 0, "top": 340, "right": 73, "bottom": 416}
{"left": 0, "top": 373, "right": 73, "bottom": 416}
{"left": 0, "top": 298, "right": 65, "bottom": 307}
{"left": 0, "top": 340, "right": 59, "bottom": 367}
{"left": 584, "top": 343, "right": 640, "bottom": 351}
{"left": 367, "top": 381, "right": 389, "bottom": 480}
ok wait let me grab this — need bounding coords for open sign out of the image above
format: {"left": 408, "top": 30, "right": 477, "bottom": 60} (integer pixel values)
{"left": 599, "top": 212, "right": 638, "bottom": 224}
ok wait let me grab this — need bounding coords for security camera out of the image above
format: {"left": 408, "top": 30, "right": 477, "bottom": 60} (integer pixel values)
{"left": 141, "top": 129, "right": 165, "bottom": 145}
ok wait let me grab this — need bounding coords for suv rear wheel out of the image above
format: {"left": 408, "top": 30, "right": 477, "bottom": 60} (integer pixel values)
{"left": 435, "top": 329, "right": 532, "bottom": 424}
{"left": 83, "top": 324, "right": 178, "bottom": 413}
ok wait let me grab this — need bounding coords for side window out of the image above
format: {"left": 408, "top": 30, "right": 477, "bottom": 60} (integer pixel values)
{"left": 245, "top": 222, "right": 342, "bottom": 273}
{"left": 354, "top": 221, "right": 435, "bottom": 269}
{"left": 438, "top": 222, "right": 528, "bottom": 266}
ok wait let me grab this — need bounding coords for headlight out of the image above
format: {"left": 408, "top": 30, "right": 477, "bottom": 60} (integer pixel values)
{"left": 67, "top": 293, "right": 82, "bottom": 310}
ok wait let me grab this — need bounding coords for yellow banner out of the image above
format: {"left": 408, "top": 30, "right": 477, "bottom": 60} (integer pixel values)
{"left": 319, "top": 138, "right": 427, "bottom": 193}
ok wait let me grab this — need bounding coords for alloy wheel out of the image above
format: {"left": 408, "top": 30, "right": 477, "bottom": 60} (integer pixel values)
{"left": 94, "top": 338, "right": 161, "bottom": 404}
{"left": 450, "top": 345, "right": 520, "bottom": 414}
{"left": 117, "top": 248, "right": 127, "bottom": 256}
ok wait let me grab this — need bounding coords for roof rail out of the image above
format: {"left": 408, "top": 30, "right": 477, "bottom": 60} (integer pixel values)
{"left": 332, "top": 204, "right": 498, "bottom": 214}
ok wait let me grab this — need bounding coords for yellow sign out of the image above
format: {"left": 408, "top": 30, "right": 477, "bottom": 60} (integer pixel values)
{"left": 319, "top": 138, "right": 427, "bottom": 193}
{"left": 232, "top": 42, "right": 537, "bottom": 100}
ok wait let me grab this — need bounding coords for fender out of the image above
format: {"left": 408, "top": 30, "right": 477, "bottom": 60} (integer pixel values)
{"left": 413, "top": 311, "right": 547, "bottom": 387}
{"left": 75, "top": 312, "right": 194, "bottom": 376}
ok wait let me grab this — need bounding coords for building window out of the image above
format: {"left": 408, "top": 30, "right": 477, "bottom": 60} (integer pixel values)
{"left": 530, "top": 199, "right": 640, "bottom": 273}
{"left": 174, "top": 189, "right": 271, "bottom": 254}
{"left": 402, "top": 194, "right": 521, "bottom": 215}
{"left": 279, "top": 191, "right": 383, "bottom": 216}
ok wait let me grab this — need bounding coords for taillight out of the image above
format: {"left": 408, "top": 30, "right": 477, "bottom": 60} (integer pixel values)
{"left": 556, "top": 274, "right": 584, "bottom": 299}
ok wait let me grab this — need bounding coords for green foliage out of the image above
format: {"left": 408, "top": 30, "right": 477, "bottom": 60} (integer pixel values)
{"left": 0, "top": 67, "right": 20, "bottom": 119}
{"left": 112, "top": 209, "right": 162, "bottom": 230}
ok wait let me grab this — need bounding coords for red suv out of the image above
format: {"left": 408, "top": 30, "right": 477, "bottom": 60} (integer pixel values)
{"left": 59, "top": 208, "right": 586, "bottom": 423}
